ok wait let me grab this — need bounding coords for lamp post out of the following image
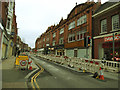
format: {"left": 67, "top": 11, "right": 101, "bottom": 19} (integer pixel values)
{"left": 113, "top": 33, "right": 117, "bottom": 61}
{"left": 113, "top": 33, "right": 115, "bottom": 61}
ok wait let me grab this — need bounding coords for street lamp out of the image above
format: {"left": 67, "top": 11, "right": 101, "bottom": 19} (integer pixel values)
{"left": 113, "top": 33, "right": 117, "bottom": 61}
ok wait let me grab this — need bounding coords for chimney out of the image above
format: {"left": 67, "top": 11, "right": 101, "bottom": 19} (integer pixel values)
{"left": 87, "top": 0, "right": 90, "bottom": 2}
{"left": 98, "top": 0, "right": 101, "bottom": 2}
{"left": 76, "top": 2, "right": 77, "bottom": 5}
{"left": 98, "top": 0, "right": 101, "bottom": 5}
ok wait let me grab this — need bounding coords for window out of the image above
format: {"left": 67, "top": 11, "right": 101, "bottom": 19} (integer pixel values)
{"left": 52, "top": 40, "right": 55, "bottom": 46}
{"left": 53, "top": 33, "right": 56, "bottom": 38}
{"left": 59, "top": 38, "right": 63, "bottom": 44}
{"left": 43, "top": 38, "right": 45, "bottom": 41}
{"left": 7, "top": 18, "right": 10, "bottom": 29}
{"left": 77, "top": 30, "right": 85, "bottom": 40}
{"left": 68, "top": 21, "right": 75, "bottom": 30}
{"left": 101, "top": 19, "right": 107, "bottom": 33}
{"left": 10, "top": 2, "right": 13, "bottom": 10}
{"left": 46, "top": 38, "right": 49, "bottom": 41}
{"left": 43, "top": 44, "right": 44, "bottom": 47}
{"left": 112, "top": 14, "right": 119, "bottom": 30}
{"left": 60, "top": 28, "right": 64, "bottom": 34}
{"left": 68, "top": 33, "right": 75, "bottom": 42}
{"left": 77, "top": 15, "right": 87, "bottom": 26}
{"left": 46, "top": 44, "right": 49, "bottom": 46}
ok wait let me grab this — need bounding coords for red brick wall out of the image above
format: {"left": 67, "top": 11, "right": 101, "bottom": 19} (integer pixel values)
{"left": 1, "top": 2, "right": 8, "bottom": 28}
{"left": 93, "top": 6, "right": 120, "bottom": 37}
{"left": 94, "top": 38, "right": 104, "bottom": 59}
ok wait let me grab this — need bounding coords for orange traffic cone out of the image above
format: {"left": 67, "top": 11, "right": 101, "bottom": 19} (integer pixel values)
{"left": 99, "top": 67, "right": 104, "bottom": 80}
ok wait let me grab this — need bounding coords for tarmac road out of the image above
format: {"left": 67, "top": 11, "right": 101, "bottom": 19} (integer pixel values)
{"left": 31, "top": 56, "right": 119, "bottom": 89}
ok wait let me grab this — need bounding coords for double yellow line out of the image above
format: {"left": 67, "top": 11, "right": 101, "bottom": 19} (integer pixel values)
{"left": 31, "top": 63, "right": 44, "bottom": 90}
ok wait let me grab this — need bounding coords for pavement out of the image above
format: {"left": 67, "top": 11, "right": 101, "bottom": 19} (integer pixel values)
{"left": 1, "top": 55, "right": 37, "bottom": 89}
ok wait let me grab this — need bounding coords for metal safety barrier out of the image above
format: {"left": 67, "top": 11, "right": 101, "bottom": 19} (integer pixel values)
{"left": 35, "top": 54, "right": 119, "bottom": 73}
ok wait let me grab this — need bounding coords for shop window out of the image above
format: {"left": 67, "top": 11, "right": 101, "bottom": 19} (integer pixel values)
{"left": 112, "top": 14, "right": 119, "bottom": 30}
{"left": 101, "top": 19, "right": 107, "bottom": 33}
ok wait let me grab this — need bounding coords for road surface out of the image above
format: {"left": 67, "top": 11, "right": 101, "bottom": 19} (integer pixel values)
{"left": 30, "top": 55, "right": 119, "bottom": 88}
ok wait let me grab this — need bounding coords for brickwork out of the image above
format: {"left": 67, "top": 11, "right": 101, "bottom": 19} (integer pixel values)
{"left": 93, "top": 2, "right": 120, "bottom": 59}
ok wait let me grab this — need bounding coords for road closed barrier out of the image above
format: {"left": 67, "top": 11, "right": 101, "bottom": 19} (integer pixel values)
{"left": 35, "top": 54, "right": 119, "bottom": 73}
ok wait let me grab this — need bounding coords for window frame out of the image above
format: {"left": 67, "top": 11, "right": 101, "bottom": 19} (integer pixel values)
{"left": 53, "top": 33, "right": 56, "bottom": 38}
{"left": 68, "top": 33, "right": 75, "bottom": 42}
{"left": 112, "top": 14, "right": 119, "bottom": 31}
{"left": 60, "top": 28, "right": 64, "bottom": 34}
{"left": 68, "top": 21, "right": 75, "bottom": 30}
{"left": 59, "top": 38, "right": 64, "bottom": 45}
{"left": 77, "top": 15, "right": 87, "bottom": 26}
{"left": 101, "top": 19, "right": 107, "bottom": 33}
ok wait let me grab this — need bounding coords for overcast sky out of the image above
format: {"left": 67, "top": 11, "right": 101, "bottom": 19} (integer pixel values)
{"left": 15, "top": 0, "right": 109, "bottom": 48}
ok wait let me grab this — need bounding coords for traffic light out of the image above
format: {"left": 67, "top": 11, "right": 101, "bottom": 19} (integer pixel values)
{"left": 84, "top": 36, "right": 91, "bottom": 47}
{"left": 87, "top": 36, "right": 91, "bottom": 47}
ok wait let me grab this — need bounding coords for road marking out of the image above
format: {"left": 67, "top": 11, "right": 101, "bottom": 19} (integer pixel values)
{"left": 31, "top": 63, "right": 44, "bottom": 90}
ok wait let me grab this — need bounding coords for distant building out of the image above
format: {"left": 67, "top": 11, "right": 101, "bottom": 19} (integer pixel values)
{"left": 93, "top": 2, "right": 120, "bottom": 60}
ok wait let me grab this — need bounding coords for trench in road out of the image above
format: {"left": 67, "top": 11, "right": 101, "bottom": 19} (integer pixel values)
{"left": 31, "top": 56, "right": 118, "bottom": 88}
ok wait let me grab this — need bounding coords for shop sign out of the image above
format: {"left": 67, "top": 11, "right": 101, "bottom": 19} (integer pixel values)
{"left": 104, "top": 34, "right": 120, "bottom": 42}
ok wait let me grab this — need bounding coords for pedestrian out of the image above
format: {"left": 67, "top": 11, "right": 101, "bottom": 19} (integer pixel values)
{"left": 17, "top": 50, "right": 20, "bottom": 56}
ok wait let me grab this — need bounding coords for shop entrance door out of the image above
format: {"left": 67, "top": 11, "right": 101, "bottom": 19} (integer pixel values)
{"left": 74, "top": 50, "right": 77, "bottom": 57}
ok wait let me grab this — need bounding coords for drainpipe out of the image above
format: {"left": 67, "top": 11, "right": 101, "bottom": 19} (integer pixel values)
{"left": 92, "top": 10, "right": 94, "bottom": 59}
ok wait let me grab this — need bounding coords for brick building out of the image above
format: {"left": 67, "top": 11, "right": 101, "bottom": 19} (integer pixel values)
{"left": 0, "top": 0, "right": 19, "bottom": 59}
{"left": 0, "top": 1, "right": 9, "bottom": 59}
{"left": 35, "top": 0, "right": 101, "bottom": 58}
{"left": 93, "top": 2, "right": 120, "bottom": 60}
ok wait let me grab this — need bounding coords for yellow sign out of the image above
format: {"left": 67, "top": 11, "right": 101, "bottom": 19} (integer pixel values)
{"left": 15, "top": 56, "right": 29, "bottom": 65}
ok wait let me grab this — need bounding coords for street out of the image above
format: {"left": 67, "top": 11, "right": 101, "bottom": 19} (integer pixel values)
{"left": 1, "top": 54, "right": 119, "bottom": 89}
{"left": 28, "top": 55, "right": 119, "bottom": 88}
{"left": 0, "top": 0, "right": 120, "bottom": 90}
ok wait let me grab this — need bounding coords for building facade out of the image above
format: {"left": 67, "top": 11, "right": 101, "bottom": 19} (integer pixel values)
{"left": 0, "top": 0, "right": 18, "bottom": 59}
{"left": 35, "top": 0, "right": 101, "bottom": 58}
{"left": 93, "top": 2, "right": 120, "bottom": 60}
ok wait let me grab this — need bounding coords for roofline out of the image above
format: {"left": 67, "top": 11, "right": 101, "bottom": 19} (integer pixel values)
{"left": 92, "top": 2, "right": 120, "bottom": 17}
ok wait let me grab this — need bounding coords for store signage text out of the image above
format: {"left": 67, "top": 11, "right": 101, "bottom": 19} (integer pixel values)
{"left": 104, "top": 34, "right": 120, "bottom": 42}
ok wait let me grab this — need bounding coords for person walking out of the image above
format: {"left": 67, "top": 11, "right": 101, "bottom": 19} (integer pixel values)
{"left": 18, "top": 50, "right": 20, "bottom": 56}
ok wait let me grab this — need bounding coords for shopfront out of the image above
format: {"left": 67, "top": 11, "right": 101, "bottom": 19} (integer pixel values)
{"left": 102, "top": 34, "right": 120, "bottom": 60}
{"left": 56, "top": 45, "right": 64, "bottom": 56}
{"left": 2, "top": 36, "right": 8, "bottom": 59}
{"left": 94, "top": 33, "right": 120, "bottom": 61}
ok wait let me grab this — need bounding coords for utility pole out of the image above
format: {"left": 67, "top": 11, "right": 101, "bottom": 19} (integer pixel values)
{"left": 113, "top": 33, "right": 115, "bottom": 61}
